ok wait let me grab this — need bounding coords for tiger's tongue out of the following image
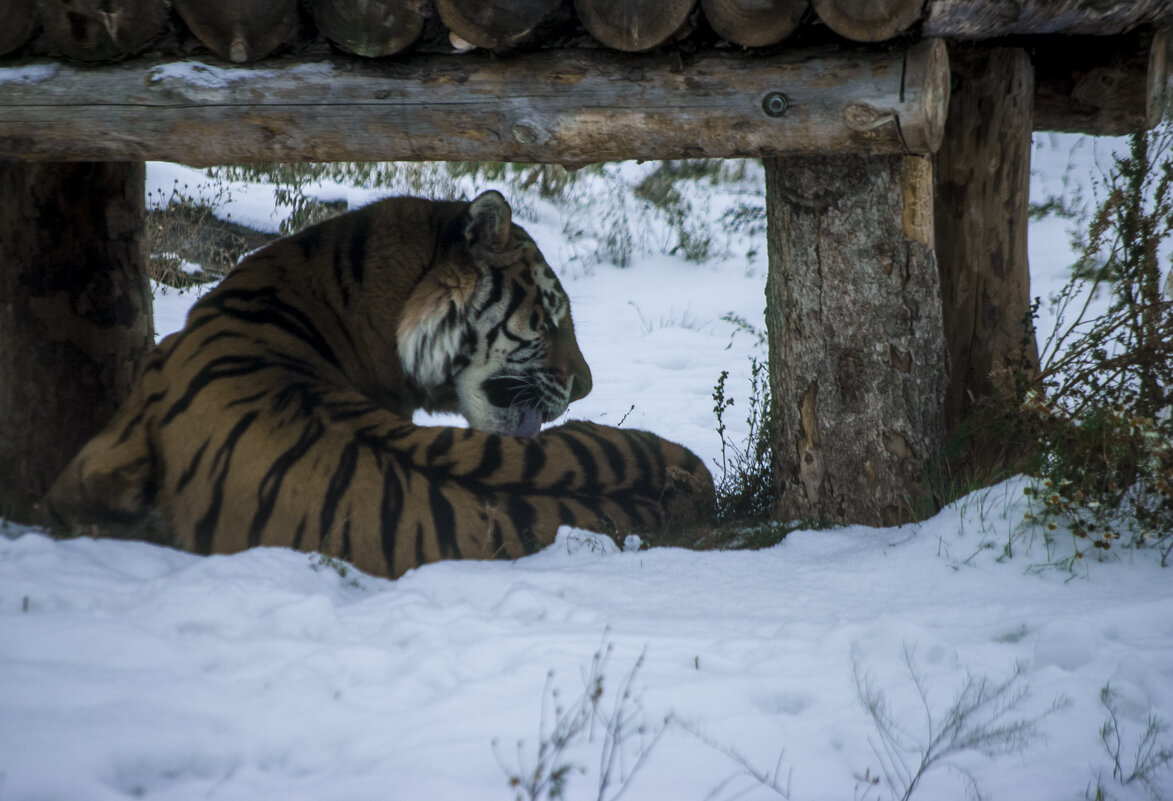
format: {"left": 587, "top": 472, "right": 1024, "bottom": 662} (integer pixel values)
{"left": 515, "top": 408, "right": 542, "bottom": 438}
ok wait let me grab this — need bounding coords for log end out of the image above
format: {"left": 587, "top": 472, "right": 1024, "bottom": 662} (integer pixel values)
{"left": 700, "top": 0, "right": 808, "bottom": 48}
{"left": 812, "top": 0, "right": 925, "bottom": 42}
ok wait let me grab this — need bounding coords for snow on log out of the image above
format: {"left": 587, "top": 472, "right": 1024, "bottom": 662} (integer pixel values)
{"left": 0, "top": 40, "right": 949, "bottom": 165}
{"left": 174, "top": 0, "right": 297, "bottom": 63}
{"left": 574, "top": 0, "right": 697, "bottom": 52}
{"left": 311, "top": 0, "right": 427, "bottom": 58}
{"left": 701, "top": 0, "right": 808, "bottom": 48}
{"left": 812, "top": 0, "right": 925, "bottom": 43}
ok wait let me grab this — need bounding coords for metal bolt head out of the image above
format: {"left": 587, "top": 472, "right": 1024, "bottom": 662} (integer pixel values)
{"left": 762, "top": 91, "right": 789, "bottom": 118}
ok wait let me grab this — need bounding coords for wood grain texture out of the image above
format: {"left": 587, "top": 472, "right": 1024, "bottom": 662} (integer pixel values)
{"left": 701, "top": 0, "right": 808, "bottom": 48}
{"left": 311, "top": 0, "right": 427, "bottom": 58}
{"left": 765, "top": 152, "right": 947, "bottom": 526}
{"left": 925, "top": 0, "right": 1173, "bottom": 37}
{"left": 575, "top": 0, "right": 696, "bottom": 52}
{"left": 1034, "top": 29, "right": 1168, "bottom": 135}
{"left": 437, "top": 0, "right": 563, "bottom": 50}
{"left": 934, "top": 48, "right": 1037, "bottom": 430}
{"left": 812, "top": 0, "right": 925, "bottom": 42}
{"left": 40, "top": 0, "right": 168, "bottom": 62}
{"left": 174, "top": 0, "right": 297, "bottom": 63}
{"left": 0, "top": 0, "right": 37, "bottom": 57}
{"left": 0, "top": 162, "right": 152, "bottom": 522}
{"left": 0, "top": 42, "right": 949, "bottom": 165}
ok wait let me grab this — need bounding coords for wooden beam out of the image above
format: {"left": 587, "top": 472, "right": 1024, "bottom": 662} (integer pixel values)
{"left": 812, "top": 0, "right": 926, "bottom": 43}
{"left": 764, "top": 152, "right": 947, "bottom": 526}
{"left": 925, "top": 0, "right": 1173, "bottom": 38}
{"left": 0, "top": 162, "right": 152, "bottom": 523}
{"left": 934, "top": 48, "right": 1037, "bottom": 432}
{"left": 0, "top": 42, "right": 949, "bottom": 166}
{"left": 1034, "top": 29, "right": 1169, "bottom": 135}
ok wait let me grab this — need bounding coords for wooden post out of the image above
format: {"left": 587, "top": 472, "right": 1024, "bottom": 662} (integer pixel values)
{"left": 0, "top": 163, "right": 152, "bottom": 522}
{"left": 933, "top": 48, "right": 1037, "bottom": 432}
{"left": 764, "top": 154, "right": 948, "bottom": 526}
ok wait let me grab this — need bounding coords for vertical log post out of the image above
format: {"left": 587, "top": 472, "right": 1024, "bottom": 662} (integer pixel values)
{"left": 764, "top": 154, "right": 948, "bottom": 526}
{"left": 0, "top": 163, "right": 152, "bottom": 522}
{"left": 933, "top": 48, "right": 1037, "bottom": 433}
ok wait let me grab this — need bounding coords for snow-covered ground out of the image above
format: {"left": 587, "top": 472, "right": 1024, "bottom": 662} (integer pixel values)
{"left": 2, "top": 136, "right": 1171, "bottom": 801}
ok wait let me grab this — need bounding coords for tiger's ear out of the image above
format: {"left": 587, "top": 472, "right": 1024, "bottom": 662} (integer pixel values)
{"left": 465, "top": 190, "right": 512, "bottom": 253}
{"left": 397, "top": 267, "right": 478, "bottom": 389}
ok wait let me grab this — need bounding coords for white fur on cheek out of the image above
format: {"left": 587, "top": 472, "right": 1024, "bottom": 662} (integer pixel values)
{"left": 396, "top": 300, "right": 466, "bottom": 389}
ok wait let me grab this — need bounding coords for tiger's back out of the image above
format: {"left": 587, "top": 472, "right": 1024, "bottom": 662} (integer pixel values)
{"left": 43, "top": 192, "right": 712, "bottom": 578}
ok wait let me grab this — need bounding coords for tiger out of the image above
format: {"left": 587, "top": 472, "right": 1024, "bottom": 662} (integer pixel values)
{"left": 41, "top": 190, "right": 713, "bottom": 578}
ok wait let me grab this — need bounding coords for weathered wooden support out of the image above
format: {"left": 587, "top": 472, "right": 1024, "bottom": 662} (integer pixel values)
{"left": 934, "top": 48, "right": 1036, "bottom": 432}
{"left": 812, "top": 0, "right": 925, "bottom": 42}
{"left": 0, "top": 40, "right": 949, "bottom": 165}
{"left": 701, "top": 0, "right": 808, "bottom": 48}
{"left": 40, "top": 0, "right": 168, "bottom": 62}
{"left": 574, "top": 0, "right": 697, "bottom": 52}
{"left": 174, "top": 0, "right": 297, "bottom": 63}
{"left": 0, "top": 162, "right": 152, "bottom": 523}
{"left": 437, "top": 0, "right": 563, "bottom": 50}
{"left": 1034, "top": 29, "right": 1169, "bottom": 135}
{"left": 764, "top": 153, "right": 947, "bottom": 526}
{"left": 0, "top": 0, "right": 37, "bottom": 56}
{"left": 925, "top": 0, "right": 1172, "bottom": 37}
{"left": 311, "top": 0, "right": 426, "bottom": 58}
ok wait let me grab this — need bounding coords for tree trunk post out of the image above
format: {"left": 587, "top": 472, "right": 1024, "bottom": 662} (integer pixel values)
{"left": 764, "top": 154, "right": 948, "bottom": 526}
{"left": 933, "top": 48, "right": 1037, "bottom": 432}
{"left": 0, "top": 162, "right": 152, "bottom": 522}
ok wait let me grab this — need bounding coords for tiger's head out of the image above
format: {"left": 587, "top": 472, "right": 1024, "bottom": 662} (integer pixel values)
{"left": 397, "top": 191, "right": 592, "bottom": 437}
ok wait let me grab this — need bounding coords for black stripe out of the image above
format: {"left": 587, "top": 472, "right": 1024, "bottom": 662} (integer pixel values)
{"left": 206, "top": 287, "right": 338, "bottom": 366}
{"left": 379, "top": 468, "right": 405, "bottom": 577}
{"left": 505, "top": 496, "right": 540, "bottom": 554}
{"left": 160, "top": 355, "right": 270, "bottom": 426}
{"left": 559, "top": 431, "right": 603, "bottom": 494}
{"left": 349, "top": 211, "right": 370, "bottom": 285}
{"left": 490, "top": 521, "right": 506, "bottom": 558}
{"left": 340, "top": 518, "right": 353, "bottom": 562}
{"left": 115, "top": 412, "right": 144, "bottom": 446}
{"left": 250, "top": 418, "right": 326, "bottom": 546}
{"left": 414, "top": 522, "right": 427, "bottom": 567}
{"left": 193, "top": 411, "right": 260, "bottom": 554}
{"left": 521, "top": 440, "right": 547, "bottom": 482}
{"left": 424, "top": 428, "right": 455, "bottom": 465}
{"left": 332, "top": 235, "right": 350, "bottom": 305}
{"left": 291, "top": 516, "right": 307, "bottom": 550}
{"left": 467, "top": 434, "right": 503, "bottom": 480}
{"left": 429, "top": 483, "right": 460, "bottom": 559}
{"left": 319, "top": 439, "right": 360, "bottom": 546}
{"left": 175, "top": 437, "right": 211, "bottom": 493}
{"left": 577, "top": 426, "right": 628, "bottom": 481}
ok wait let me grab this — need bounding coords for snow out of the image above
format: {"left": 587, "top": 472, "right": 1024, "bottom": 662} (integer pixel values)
{"left": 3, "top": 136, "right": 1172, "bottom": 801}
{"left": 0, "top": 64, "right": 58, "bottom": 85}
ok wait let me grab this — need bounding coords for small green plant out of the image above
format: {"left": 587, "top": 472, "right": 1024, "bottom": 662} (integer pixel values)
{"left": 1018, "top": 124, "right": 1173, "bottom": 569}
{"left": 712, "top": 355, "right": 776, "bottom": 526}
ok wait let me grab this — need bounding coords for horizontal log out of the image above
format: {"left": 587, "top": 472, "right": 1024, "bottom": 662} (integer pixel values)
{"left": 0, "top": 41, "right": 949, "bottom": 165}
{"left": 925, "top": 0, "right": 1173, "bottom": 38}
{"left": 1033, "top": 29, "right": 1169, "bottom": 135}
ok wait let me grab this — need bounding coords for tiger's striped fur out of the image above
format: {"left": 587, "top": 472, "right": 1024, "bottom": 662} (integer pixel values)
{"left": 42, "top": 191, "right": 712, "bottom": 578}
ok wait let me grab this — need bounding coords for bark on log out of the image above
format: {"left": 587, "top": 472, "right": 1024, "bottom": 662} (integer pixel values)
{"left": 437, "top": 0, "right": 562, "bottom": 50}
{"left": 39, "top": 0, "right": 168, "bottom": 62}
{"left": 812, "top": 0, "right": 925, "bottom": 42}
{"left": 311, "top": 0, "right": 427, "bottom": 58}
{"left": 1034, "top": 29, "right": 1169, "bottom": 135}
{"left": 701, "top": 0, "right": 807, "bottom": 48}
{"left": 174, "top": 0, "right": 296, "bottom": 63}
{"left": 0, "top": 41, "right": 949, "bottom": 165}
{"left": 934, "top": 48, "right": 1037, "bottom": 432}
{"left": 764, "top": 154, "right": 947, "bottom": 526}
{"left": 0, "top": 162, "right": 152, "bottom": 523}
{"left": 574, "top": 0, "right": 697, "bottom": 52}
{"left": 925, "top": 0, "right": 1173, "bottom": 38}
{"left": 0, "top": 0, "right": 37, "bottom": 56}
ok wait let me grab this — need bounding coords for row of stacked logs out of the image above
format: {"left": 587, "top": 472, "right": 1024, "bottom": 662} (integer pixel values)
{"left": 4, "top": 0, "right": 933, "bottom": 62}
